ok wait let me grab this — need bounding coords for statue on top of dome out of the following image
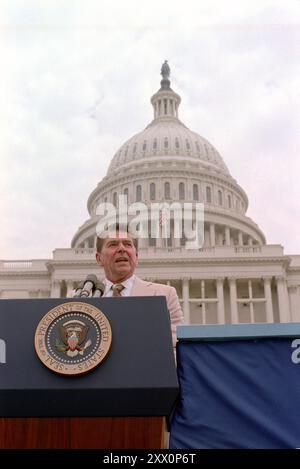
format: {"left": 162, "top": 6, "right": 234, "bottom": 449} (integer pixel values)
{"left": 161, "top": 60, "right": 170, "bottom": 80}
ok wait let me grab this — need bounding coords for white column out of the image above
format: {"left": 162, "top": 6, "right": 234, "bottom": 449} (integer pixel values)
{"left": 84, "top": 239, "right": 89, "bottom": 248}
{"left": 216, "top": 278, "right": 225, "bottom": 324}
{"left": 248, "top": 237, "right": 253, "bottom": 246}
{"left": 225, "top": 226, "right": 231, "bottom": 246}
{"left": 66, "top": 280, "right": 74, "bottom": 298}
{"left": 182, "top": 278, "right": 190, "bottom": 324}
{"left": 51, "top": 280, "right": 61, "bottom": 298}
{"left": 263, "top": 277, "right": 274, "bottom": 323}
{"left": 276, "top": 276, "right": 290, "bottom": 322}
{"left": 288, "top": 286, "right": 300, "bottom": 322}
{"left": 174, "top": 234, "right": 181, "bottom": 249}
{"left": 228, "top": 277, "right": 238, "bottom": 323}
{"left": 248, "top": 280, "right": 254, "bottom": 322}
{"left": 238, "top": 231, "right": 243, "bottom": 246}
{"left": 209, "top": 223, "right": 216, "bottom": 247}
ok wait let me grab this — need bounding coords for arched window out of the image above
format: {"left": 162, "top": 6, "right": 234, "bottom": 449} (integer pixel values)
{"left": 186, "top": 139, "right": 191, "bottom": 150}
{"left": 164, "top": 137, "right": 168, "bottom": 149}
{"left": 153, "top": 138, "right": 157, "bottom": 150}
{"left": 218, "top": 190, "right": 223, "bottom": 206}
{"left": 175, "top": 138, "right": 180, "bottom": 149}
{"left": 193, "top": 184, "right": 199, "bottom": 201}
{"left": 164, "top": 181, "right": 170, "bottom": 199}
{"left": 206, "top": 186, "right": 212, "bottom": 203}
{"left": 150, "top": 182, "right": 156, "bottom": 201}
{"left": 142, "top": 141, "right": 147, "bottom": 151}
{"left": 227, "top": 194, "right": 232, "bottom": 209}
{"left": 132, "top": 143, "right": 137, "bottom": 156}
{"left": 136, "top": 185, "right": 142, "bottom": 202}
{"left": 113, "top": 192, "right": 117, "bottom": 207}
{"left": 179, "top": 182, "right": 185, "bottom": 200}
{"left": 195, "top": 141, "right": 201, "bottom": 153}
{"left": 88, "top": 236, "right": 94, "bottom": 248}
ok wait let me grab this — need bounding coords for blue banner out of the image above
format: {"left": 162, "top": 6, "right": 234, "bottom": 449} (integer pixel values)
{"left": 170, "top": 338, "right": 300, "bottom": 448}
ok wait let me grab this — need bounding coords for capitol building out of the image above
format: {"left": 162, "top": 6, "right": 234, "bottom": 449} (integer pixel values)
{"left": 1, "top": 64, "right": 299, "bottom": 326}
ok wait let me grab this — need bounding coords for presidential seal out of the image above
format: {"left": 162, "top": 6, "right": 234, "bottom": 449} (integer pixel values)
{"left": 34, "top": 302, "right": 112, "bottom": 376}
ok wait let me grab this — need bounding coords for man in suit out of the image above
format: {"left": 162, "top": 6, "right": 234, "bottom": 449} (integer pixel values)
{"left": 95, "top": 225, "right": 184, "bottom": 351}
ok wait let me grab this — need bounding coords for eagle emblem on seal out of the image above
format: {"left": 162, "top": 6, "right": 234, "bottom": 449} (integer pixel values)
{"left": 55, "top": 319, "right": 92, "bottom": 357}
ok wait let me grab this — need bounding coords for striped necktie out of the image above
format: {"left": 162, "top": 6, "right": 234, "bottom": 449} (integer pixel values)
{"left": 112, "top": 284, "right": 125, "bottom": 297}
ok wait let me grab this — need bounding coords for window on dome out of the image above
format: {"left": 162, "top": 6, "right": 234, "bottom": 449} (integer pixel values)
{"left": 136, "top": 185, "right": 142, "bottom": 202}
{"left": 113, "top": 192, "right": 117, "bottom": 207}
{"left": 227, "top": 195, "right": 232, "bottom": 209}
{"left": 204, "top": 144, "right": 209, "bottom": 159}
{"left": 193, "top": 184, "right": 199, "bottom": 201}
{"left": 89, "top": 236, "right": 95, "bottom": 248}
{"left": 150, "top": 182, "right": 156, "bottom": 201}
{"left": 123, "top": 188, "right": 129, "bottom": 201}
{"left": 218, "top": 190, "right": 223, "bottom": 206}
{"left": 164, "top": 99, "right": 167, "bottom": 115}
{"left": 153, "top": 139, "right": 157, "bottom": 150}
{"left": 164, "top": 181, "right": 170, "bottom": 199}
{"left": 179, "top": 182, "right": 185, "bottom": 200}
{"left": 186, "top": 140, "right": 191, "bottom": 150}
{"left": 142, "top": 141, "right": 147, "bottom": 151}
{"left": 133, "top": 143, "right": 137, "bottom": 154}
{"left": 195, "top": 141, "right": 201, "bottom": 153}
{"left": 175, "top": 138, "right": 180, "bottom": 149}
{"left": 206, "top": 186, "right": 212, "bottom": 203}
{"left": 164, "top": 138, "right": 168, "bottom": 149}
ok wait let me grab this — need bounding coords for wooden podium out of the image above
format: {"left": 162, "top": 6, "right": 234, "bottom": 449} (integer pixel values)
{"left": 0, "top": 297, "right": 178, "bottom": 449}
{"left": 0, "top": 417, "right": 165, "bottom": 449}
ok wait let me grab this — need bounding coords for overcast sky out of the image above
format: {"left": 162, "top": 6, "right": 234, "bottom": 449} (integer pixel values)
{"left": 0, "top": 0, "right": 299, "bottom": 259}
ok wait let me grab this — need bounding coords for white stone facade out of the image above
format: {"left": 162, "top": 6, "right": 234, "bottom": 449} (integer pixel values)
{"left": 1, "top": 69, "right": 300, "bottom": 325}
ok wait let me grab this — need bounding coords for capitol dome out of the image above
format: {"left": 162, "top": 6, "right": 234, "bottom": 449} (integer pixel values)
{"left": 107, "top": 109, "right": 230, "bottom": 178}
{"left": 71, "top": 63, "right": 265, "bottom": 250}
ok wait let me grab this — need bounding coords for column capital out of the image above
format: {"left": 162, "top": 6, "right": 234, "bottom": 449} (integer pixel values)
{"left": 275, "top": 275, "right": 285, "bottom": 282}
{"left": 216, "top": 277, "right": 225, "bottom": 283}
{"left": 262, "top": 276, "right": 273, "bottom": 283}
{"left": 228, "top": 277, "right": 237, "bottom": 283}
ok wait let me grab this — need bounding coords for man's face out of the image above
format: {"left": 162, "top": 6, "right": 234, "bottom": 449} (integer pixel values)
{"left": 95, "top": 230, "right": 138, "bottom": 283}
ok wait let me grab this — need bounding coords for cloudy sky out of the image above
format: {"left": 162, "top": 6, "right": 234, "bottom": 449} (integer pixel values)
{"left": 0, "top": 0, "right": 299, "bottom": 259}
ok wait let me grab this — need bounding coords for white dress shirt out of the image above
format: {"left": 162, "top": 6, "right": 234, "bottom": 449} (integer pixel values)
{"left": 103, "top": 275, "right": 135, "bottom": 297}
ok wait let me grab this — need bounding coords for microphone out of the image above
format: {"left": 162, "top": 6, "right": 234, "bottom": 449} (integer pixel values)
{"left": 93, "top": 282, "right": 105, "bottom": 297}
{"left": 73, "top": 281, "right": 84, "bottom": 298}
{"left": 80, "top": 274, "right": 98, "bottom": 298}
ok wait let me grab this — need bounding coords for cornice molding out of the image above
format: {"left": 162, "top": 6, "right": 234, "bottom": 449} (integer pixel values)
{"left": 0, "top": 271, "right": 50, "bottom": 278}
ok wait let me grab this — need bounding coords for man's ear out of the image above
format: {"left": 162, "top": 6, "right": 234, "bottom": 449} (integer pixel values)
{"left": 95, "top": 252, "right": 103, "bottom": 267}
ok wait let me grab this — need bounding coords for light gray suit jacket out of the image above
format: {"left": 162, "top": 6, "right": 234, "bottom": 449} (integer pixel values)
{"left": 131, "top": 276, "right": 184, "bottom": 350}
